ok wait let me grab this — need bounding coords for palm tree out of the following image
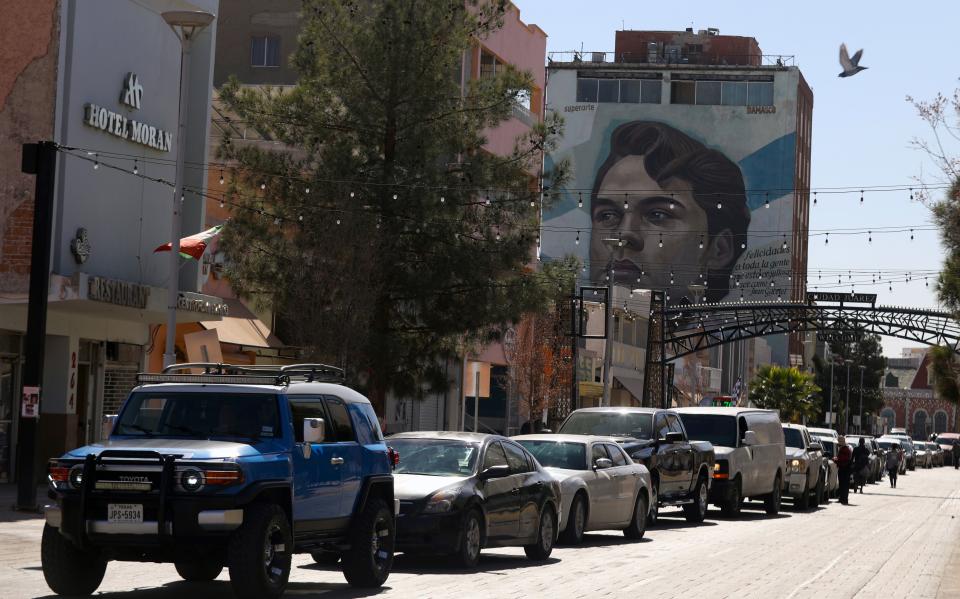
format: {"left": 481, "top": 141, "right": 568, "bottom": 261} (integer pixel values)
{"left": 750, "top": 365, "right": 821, "bottom": 423}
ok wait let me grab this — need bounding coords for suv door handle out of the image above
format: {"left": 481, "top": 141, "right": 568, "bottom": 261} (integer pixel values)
{"left": 330, "top": 457, "right": 344, "bottom": 465}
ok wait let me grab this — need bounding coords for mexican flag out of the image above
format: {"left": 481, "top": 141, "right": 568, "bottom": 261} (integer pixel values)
{"left": 154, "top": 224, "right": 223, "bottom": 260}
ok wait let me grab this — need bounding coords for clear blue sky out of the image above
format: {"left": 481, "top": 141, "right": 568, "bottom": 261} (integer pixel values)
{"left": 518, "top": 0, "right": 959, "bottom": 358}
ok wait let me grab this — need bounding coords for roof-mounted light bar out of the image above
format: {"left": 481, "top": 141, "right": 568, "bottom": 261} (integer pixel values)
{"left": 136, "top": 373, "right": 287, "bottom": 386}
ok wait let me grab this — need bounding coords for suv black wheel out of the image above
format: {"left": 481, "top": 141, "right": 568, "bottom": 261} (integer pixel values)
{"left": 764, "top": 474, "right": 782, "bottom": 515}
{"left": 228, "top": 504, "right": 292, "bottom": 599}
{"left": 342, "top": 498, "right": 394, "bottom": 587}
{"left": 623, "top": 492, "right": 648, "bottom": 540}
{"left": 682, "top": 474, "right": 709, "bottom": 523}
{"left": 310, "top": 551, "right": 341, "bottom": 565}
{"left": 646, "top": 481, "right": 659, "bottom": 526}
{"left": 524, "top": 505, "right": 556, "bottom": 561}
{"left": 455, "top": 509, "right": 483, "bottom": 568}
{"left": 720, "top": 477, "right": 742, "bottom": 517}
{"left": 41, "top": 524, "right": 107, "bottom": 596}
{"left": 814, "top": 475, "right": 825, "bottom": 506}
{"left": 176, "top": 559, "right": 223, "bottom": 581}
{"left": 795, "top": 482, "right": 810, "bottom": 510}
{"left": 559, "top": 494, "right": 586, "bottom": 545}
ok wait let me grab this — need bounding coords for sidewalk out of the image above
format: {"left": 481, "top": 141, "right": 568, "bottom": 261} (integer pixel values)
{"left": 940, "top": 542, "right": 960, "bottom": 599}
{"left": 0, "top": 484, "right": 47, "bottom": 523}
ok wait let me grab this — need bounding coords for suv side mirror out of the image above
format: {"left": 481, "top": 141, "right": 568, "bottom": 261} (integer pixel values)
{"left": 809, "top": 441, "right": 822, "bottom": 452}
{"left": 742, "top": 431, "right": 758, "bottom": 447}
{"left": 594, "top": 457, "right": 613, "bottom": 470}
{"left": 304, "top": 418, "right": 325, "bottom": 444}
{"left": 478, "top": 464, "right": 511, "bottom": 481}
{"left": 664, "top": 431, "right": 684, "bottom": 444}
{"left": 101, "top": 415, "right": 117, "bottom": 441}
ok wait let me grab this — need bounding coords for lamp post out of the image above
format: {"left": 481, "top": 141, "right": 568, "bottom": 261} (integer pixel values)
{"left": 858, "top": 364, "right": 866, "bottom": 434}
{"left": 828, "top": 355, "right": 835, "bottom": 431}
{"left": 844, "top": 358, "right": 853, "bottom": 434}
{"left": 161, "top": 10, "right": 215, "bottom": 368}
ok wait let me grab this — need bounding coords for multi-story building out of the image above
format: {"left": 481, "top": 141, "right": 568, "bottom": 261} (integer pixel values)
{"left": 882, "top": 349, "right": 959, "bottom": 438}
{"left": 0, "top": 0, "right": 223, "bottom": 482}
{"left": 542, "top": 28, "right": 813, "bottom": 406}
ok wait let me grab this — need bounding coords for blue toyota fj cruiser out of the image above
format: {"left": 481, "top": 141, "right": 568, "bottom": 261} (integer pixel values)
{"left": 41, "top": 363, "right": 397, "bottom": 598}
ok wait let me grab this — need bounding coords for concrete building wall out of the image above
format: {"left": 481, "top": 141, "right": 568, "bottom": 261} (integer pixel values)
{"left": 213, "top": 0, "right": 301, "bottom": 87}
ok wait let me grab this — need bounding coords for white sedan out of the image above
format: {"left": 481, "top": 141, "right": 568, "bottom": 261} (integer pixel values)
{"left": 513, "top": 434, "right": 652, "bottom": 544}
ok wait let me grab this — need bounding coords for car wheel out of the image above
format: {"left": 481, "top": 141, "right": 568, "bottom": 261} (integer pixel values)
{"left": 524, "top": 505, "right": 556, "bottom": 561}
{"left": 764, "top": 474, "right": 782, "bottom": 515}
{"left": 342, "top": 498, "right": 394, "bottom": 588}
{"left": 623, "top": 492, "right": 648, "bottom": 540}
{"left": 682, "top": 474, "right": 708, "bottom": 523}
{"left": 795, "top": 482, "right": 810, "bottom": 511}
{"left": 720, "top": 477, "right": 742, "bottom": 517}
{"left": 815, "top": 475, "right": 825, "bottom": 506}
{"left": 559, "top": 494, "right": 586, "bottom": 545}
{"left": 454, "top": 509, "right": 483, "bottom": 568}
{"left": 646, "top": 481, "right": 659, "bottom": 527}
{"left": 41, "top": 524, "right": 107, "bottom": 596}
{"left": 175, "top": 559, "right": 223, "bottom": 581}
{"left": 310, "top": 551, "right": 341, "bottom": 565}
{"left": 228, "top": 504, "right": 292, "bottom": 599}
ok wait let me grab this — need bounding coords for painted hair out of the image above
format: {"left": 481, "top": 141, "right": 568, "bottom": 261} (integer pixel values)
{"left": 592, "top": 121, "right": 751, "bottom": 301}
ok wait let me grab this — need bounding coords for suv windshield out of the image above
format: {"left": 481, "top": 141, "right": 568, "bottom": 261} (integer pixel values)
{"left": 559, "top": 412, "right": 653, "bottom": 439}
{"left": 783, "top": 428, "right": 804, "bottom": 449}
{"left": 516, "top": 440, "right": 587, "bottom": 470}
{"left": 115, "top": 392, "right": 280, "bottom": 441}
{"left": 677, "top": 414, "right": 737, "bottom": 448}
{"left": 388, "top": 439, "right": 479, "bottom": 476}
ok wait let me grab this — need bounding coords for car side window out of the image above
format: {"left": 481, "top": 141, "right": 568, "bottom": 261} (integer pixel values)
{"left": 738, "top": 416, "right": 749, "bottom": 442}
{"left": 592, "top": 443, "right": 609, "bottom": 465}
{"left": 666, "top": 414, "right": 684, "bottom": 437}
{"left": 654, "top": 414, "right": 670, "bottom": 439}
{"left": 323, "top": 397, "right": 355, "bottom": 442}
{"left": 482, "top": 442, "right": 509, "bottom": 470}
{"left": 288, "top": 397, "right": 327, "bottom": 443}
{"left": 503, "top": 441, "right": 532, "bottom": 473}
{"left": 606, "top": 444, "right": 627, "bottom": 466}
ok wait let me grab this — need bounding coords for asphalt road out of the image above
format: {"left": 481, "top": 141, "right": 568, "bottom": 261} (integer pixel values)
{"left": 3, "top": 466, "right": 960, "bottom": 599}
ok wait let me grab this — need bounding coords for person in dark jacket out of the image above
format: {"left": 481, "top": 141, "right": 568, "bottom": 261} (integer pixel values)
{"left": 885, "top": 443, "right": 901, "bottom": 488}
{"left": 851, "top": 437, "right": 870, "bottom": 493}
{"left": 953, "top": 441, "right": 960, "bottom": 470}
{"left": 835, "top": 436, "right": 853, "bottom": 505}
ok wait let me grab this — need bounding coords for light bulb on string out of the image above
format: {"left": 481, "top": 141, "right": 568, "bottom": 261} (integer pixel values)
{"left": 658, "top": 235, "right": 663, "bottom": 248}
{"left": 909, "top": 188, "right": 914, "bottom": 201}
{"left": 860, "top": 189, "right": 864, "bottom": 204}
{"left": 698, "top": 236, "right": 704, "bottom": 250}
{"left": 392, "top": 193, "right": 398, "bottom": 200}
{"left": 578, "top": 193, "right": 583, "bottom": 209}
{"left": 298, "top": 214, "right": 303, "bottom": 221}
{"left": 764, "top": 192, "right": 769, "bottom": 209}
{"left": 618, "top": 232, "right": 623, "bottom": 247}
{"left": 910, "top": 229, "right": 914, "bottom": 241}
{"left": 260, "top": 181, "right": 266, "bottom": 190}
{"left": 825, "top": 233, "right": 829, "bottom": 245}
{"left": 640, "top": 264, "right": 645, "bottom": 276}
{"left": 868, "top": 231, "right": 872, "bottom": 243}
{"left": 440, "top": 196, "right": 445, "bottom": 203}
{"left": 93, "top": 153, "right": 99, "bottom": 170}
{"left": 133, "top": 160, "right": 139, "bottom": 175}
{"left": 717, "top": 200, "right": 722, "bottom": 209}
{"left": 218, "top": 169, "right": 223, "bottom": 185}
{"left": 305, "top": 187, "right": 310, "bottom": 194}
{"left": 781, "top": 236, "right": 787, "bottom": 250}
{"left": 669, "top": 194, "right": 675, "bottom": 210}
{"left": 623, "top": 194, "right": 628, "bottom": 210}
{"left": 575, "top": 231, "right": 580, "bottom": 245}
{"left": 813, "top": 191, "right": 817, "bottom": 206}
{"left": 496, "top": 226, "right": 501, "bottom": 241}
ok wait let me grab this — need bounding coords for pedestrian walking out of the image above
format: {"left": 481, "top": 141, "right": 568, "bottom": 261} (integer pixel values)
{"left": 836, "top": 436, "right": 852, "bottom": 505}
{"left": 852, "top": 437, "right": 870, "bottom": 493}
{"left": 885, "top": 443, "right": 900, "bottom": 488}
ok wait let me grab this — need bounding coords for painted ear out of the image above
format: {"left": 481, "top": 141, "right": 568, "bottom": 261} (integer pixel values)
{"left": 706, "top": 229, "right": 735, "bottom": 270}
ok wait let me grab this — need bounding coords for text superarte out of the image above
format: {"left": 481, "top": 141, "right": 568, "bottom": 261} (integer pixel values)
{"left": 82, "top": 73, "right": 173, "bottom": 152}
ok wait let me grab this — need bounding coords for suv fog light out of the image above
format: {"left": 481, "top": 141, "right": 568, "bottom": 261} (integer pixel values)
{"left": 181, "top": 469, "right": 203, "bottom": 492}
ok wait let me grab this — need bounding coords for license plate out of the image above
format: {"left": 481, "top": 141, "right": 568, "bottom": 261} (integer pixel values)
{"left": 108, "top": 503, "right": 143, "bottom": 524}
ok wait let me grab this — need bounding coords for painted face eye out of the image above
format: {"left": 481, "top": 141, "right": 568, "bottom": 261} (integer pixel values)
{"left": 594, "top": 209, "right": 621, "bottom": 227}
{"left": 647, "top": 208, "right": 672, "bottom": 223}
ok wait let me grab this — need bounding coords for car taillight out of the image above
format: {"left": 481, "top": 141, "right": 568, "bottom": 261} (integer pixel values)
{"left": 387, "top": 447, "right": 400, "bottom": 469}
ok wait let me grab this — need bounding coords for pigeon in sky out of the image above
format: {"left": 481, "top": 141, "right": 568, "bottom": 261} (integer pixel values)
{"left": 838, "top": 43, "right": 868, "bottom": 77}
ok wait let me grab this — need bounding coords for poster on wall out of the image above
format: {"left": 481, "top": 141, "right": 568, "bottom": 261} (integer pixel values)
{"left": 21, "top": 386, "right": 40, "bottom": 419}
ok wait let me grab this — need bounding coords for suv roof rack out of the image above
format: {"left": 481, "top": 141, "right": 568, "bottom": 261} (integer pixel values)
{"left": 150, "top": 362, "right": 346, "bottom": 384}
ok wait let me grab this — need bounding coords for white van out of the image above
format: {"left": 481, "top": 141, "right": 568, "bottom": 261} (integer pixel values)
{"left": 675, "top": 408, "right": 786, "bottom": 516}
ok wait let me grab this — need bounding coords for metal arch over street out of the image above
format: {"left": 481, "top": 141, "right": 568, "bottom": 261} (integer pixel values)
{"left": 658, "top": 301, "right": 960, "bottom": 362}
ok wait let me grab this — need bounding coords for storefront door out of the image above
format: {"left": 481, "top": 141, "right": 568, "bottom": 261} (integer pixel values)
{"left": 0, "top": 358, "right": 16, "bottom": 483}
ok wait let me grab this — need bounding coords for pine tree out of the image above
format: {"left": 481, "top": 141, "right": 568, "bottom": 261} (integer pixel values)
{"left": 216, "top": 0, "right": 569, "bottom": 412}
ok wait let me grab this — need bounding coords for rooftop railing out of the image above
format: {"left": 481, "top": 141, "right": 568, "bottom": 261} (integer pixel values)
{"left": 548, "top": 51, "right": 795, "bottom": 68}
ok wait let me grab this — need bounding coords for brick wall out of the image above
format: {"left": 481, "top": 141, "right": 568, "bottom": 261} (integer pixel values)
{"left": 102, "top": 366, "right": 139, "bottom": 416}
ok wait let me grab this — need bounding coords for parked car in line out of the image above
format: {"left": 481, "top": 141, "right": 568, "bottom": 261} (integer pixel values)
{"left": 890, "top": 427, "right": 908, "bottom": 435}
{"left": 674, "top": 407, "right": 785, "bottom": 516}
{"left": 557, "top": 408, "right": 715, "bottom": 525}
{"left": 846, "top": 435, "right": 882, "bottom": 483}
{"left": 782, "top": 424, "right": 825, "bottom": 510}
{"left": 807, "top": 427, "right": 839, "bottom": 442}
{"left": 816, "top": 438, "right": 841, "bottom": 500}
{"left": 877, "top": 439, "right": 907, "bottom": 475}
{"left": 936, "top": 433, "right": 960, "bottom": 466}
{"left": 513, "top": 435, "right": 651, "bottom": 544}
{"left": 388, "top": 432, "right": 561, "bottom": 568}
{"left": 883, "top": 434, "right": 917, "bottom": 470}
{"left": 923, "top": 442, "right": 944, "bottom": 467}
{"left": 914, "top": 442, "right": 932, "bottom": 469}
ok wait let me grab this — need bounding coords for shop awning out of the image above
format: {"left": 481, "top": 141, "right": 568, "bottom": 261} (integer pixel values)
{"left": 614, "top": 375, "right": 646, "bottom": 402}
{"left": 199, "top": 298, "right": 285, "bottom": 349}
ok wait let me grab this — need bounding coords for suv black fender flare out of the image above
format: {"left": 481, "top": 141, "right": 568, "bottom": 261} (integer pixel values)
{"left": 350, "top": 475, "right": 394, "bottom": 527}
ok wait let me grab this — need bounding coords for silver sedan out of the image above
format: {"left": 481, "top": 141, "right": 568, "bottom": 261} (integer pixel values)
{"left": 513, "top": 434, "right": 652, "bottom": 544}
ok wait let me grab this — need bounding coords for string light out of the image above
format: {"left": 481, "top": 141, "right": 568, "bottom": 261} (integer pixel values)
{"left": 698, "top": 236, "right": 704, "bottom": 250}
{"left": 260, "top": 181, "right": 265, "bottom": 190}
{"left": 909, "top": 188, "right": 914, "bottom": 201}
{"left": 618, "top": 231, "right": 623, "bottom": 247}
{"left": 623, "top": 194, "right": 628, "bottom": 210}
{"left": 93, "top": 153, "right": 99, "bottom": 170}
{"left": 860, "top": 189, "right": 864, "bottom": 204}
{"left": 298, "top": 214, "right": 303, "bottom": 221}
{"left": 813, "top": 191, "right": 817, "bottom": 206}
{"left": 485, "top": 195, "right": 491, "bottom": 206}
{"left": 825, "top": 233, "right": 829, "bottom": 245}
{"left": 440, "top": 196, "right": 445, "bottom": 203}
{"left": 658, "top": 235, "right": 663, "bottom": 248}
{"left": 575, "top": 231, "right": 580, "bottom": 245}
{"left": 218, "top": 169, "right": 224, "bottom": 185}
{"left": 392, "top": 193, "right": 398, "bottom": 200}
{"left": 717, "top": 201, "right": 722, "bottom": 209}
{"left": 764, "top": 192, "right": 770, "bottom": 209}
{"left": 133, "top": 159, "right": 139, "bottom": 175}
{"left": 669, "top": 194, "right": 675, "bottom": 210}
{"left": 868, "top": 230, "right": 872, "bottom": 243}
{"left": 781, "top": 236, "right": 787, "bottom": 250}
{"left": 496, "top": 226, "right": 501, "bottom": 241}
{"left": 910, "top": 229, "right": 914, "bottom": 241}
{"left": 350, "top": 191, "right": 355, "bottom": 198}
{"left": 578, "top": 193, "right": 583, "bottom": 209}
{"left": 305, "top": 186, "right": 310, "bottom": 194}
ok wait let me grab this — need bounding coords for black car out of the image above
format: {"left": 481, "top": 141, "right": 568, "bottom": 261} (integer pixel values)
{"left": 388, "top": 432, "right": 561, "bottom": 568}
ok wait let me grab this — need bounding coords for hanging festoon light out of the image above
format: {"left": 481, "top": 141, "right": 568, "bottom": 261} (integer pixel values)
{"left": 305, "top": 186, "right": 310, "bottom": 195}
{"left": 218, "top": 168, "right": 223, "bottom": 185}
{"left": 640, "top": 264, "right": 646, "bottom": 276}
{"left": 699, "top": 235, "right": 704, "bottom": 250}
{"left": 260, "top": 181, "right": 266, "bottom": 190}
{"left": 669, "top": 193, "right": 675, "bottom": 210}
{"left": 618, "top": 231, "right": 623, "bottom": 247}
{"left": 868, "top": 230, "right": 872, "bottom": 243}
{"left": 813, "top": 191, "right": 817, "bottom": 206}
{"left": 825, "top": 233, "right": 829, "bottom": 245}
{"left": 496, "top": 225, "right": 501, "bottom": 241}
{"left": 623, "top": 193, "right": 629, "bottom": 210}
{"left": 765, "top": 191, "right": 770, "bottom": 209}
{"left": 440, "top": 195, "right": 445, "bottom": 204}
{"left": 578, "top": 192, "right": 583, "bottom": 208}
{"left": 575, "top": 230, "right": 580, "bottom": 245}
{"left": 133, "top": 159, "right": 139, "bottom": 175}
{"left": 909, "top": 188, "right": 914, "bottom": 201}
{"left": 92, "top": 152, "right": 99, "bottom": 170}
{"left": 860, "top": 189, "right": 864, "bottom": 204}
{"left": 781, "top": 235, "right": 788, "bottom": 250}
{"left": 658, "top": 234, "right": 663, "bottom": 248}
{"left": 910, "top": 228, "right": 914, "bottom": 241}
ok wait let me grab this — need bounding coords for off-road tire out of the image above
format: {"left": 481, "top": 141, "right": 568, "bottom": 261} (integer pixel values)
{"left": 523, "top": 505, "right": 556, "bottom": 561}
{"left": 623, "top": 492, "right": 648, "bottom": 540}
{"left": 228, "top": 504, "right": 292, "bottom": 599}
{"left": 559, "top": 494, "right": 586, "bottom": 545}
{"left": 175, "top": 559, "right": 223, "bottom": 581}
{"left": 682, "top": 474, "right": 709, "bottom": 523}
{"left": 310, "top": 551, "right": 341, "bottom": 565}
{"left": 764, "top": 474, "right": 782, "bottom": 515}
{"left": 720, "top": 477, "right": 742, "bottom": 517}
{"left": 342, "top": 498, "right": 394, "bottom": 587}
{"left": 41, "top": 524, "right": 107, "bottom": 596}
{"left": 454, "top": 509, "right": 483, "bottom": 568}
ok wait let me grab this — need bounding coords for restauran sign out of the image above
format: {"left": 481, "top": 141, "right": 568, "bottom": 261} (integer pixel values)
{"left": 88, "top": 276, "right": 150, "bottom": 309}
{"left": 83, "top": 73, "right": 173, "bottom": 152}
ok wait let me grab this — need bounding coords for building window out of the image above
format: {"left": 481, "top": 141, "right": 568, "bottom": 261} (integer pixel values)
{"left": 670, "top": 80, "right": 696, "bottom": 104}
{"left": 721, "top": 81, "right": 748, "bottom": 105}
{"left": 695, "top": 81, "right": 722, "bottom": 105}
{"left": 881, "top": 408, "right": 896, "bottom": 429}
{"left": 640, "top": 80, "right": 661, "bottom": 103}
{"left": 480, "top": 49, "right": 498, "bottom": 80}
{"left": 747, "top": 81, "right": 774, "bottom": 106}
{"left": 250, "top": 35, "right": 280, "bottom": 68}
{"left": 597, "top": 79, "right": 619, "bottom": 103}
{"left": 913, "top": 410, "right": 928, "bottom": 437}
{"left": 935, "top": 410, "right": 948, "bottom": 433}
{"left": 577, "top": 78, "right": 599, "bottom": 102}
{"left": 670, "top": 78, "right": 774, "bottom": 107}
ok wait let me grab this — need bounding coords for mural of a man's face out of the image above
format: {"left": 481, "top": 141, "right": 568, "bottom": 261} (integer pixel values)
{"left": 590, "top": 154, "right": 735, "bottom": 301}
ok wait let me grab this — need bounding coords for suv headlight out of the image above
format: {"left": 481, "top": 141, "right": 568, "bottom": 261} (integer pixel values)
{"left": 788, "top": 459, "right": 807, "bottom": 473}
{"left": 423, "top": 488, "right": 459, "bottom": 513}
{"left": 68, "top": 465, "right": 85, "bottom": 489}
{"left": 180, "top": 469, "right": 204, "bottom": 492}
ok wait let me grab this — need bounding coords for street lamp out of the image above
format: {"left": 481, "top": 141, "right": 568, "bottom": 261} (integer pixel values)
{"left": 161, "top": 10, "right": 215, "bottom": 368}
{"left": 858, "top": 364, "right": 866, "bottom": 433}
{"left": 843, "top": 358, "right": 853, "bottom": 434}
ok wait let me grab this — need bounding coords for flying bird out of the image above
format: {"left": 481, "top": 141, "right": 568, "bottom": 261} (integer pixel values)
{"left": 838, "top": 43, "right": 868, "bottom": 77}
